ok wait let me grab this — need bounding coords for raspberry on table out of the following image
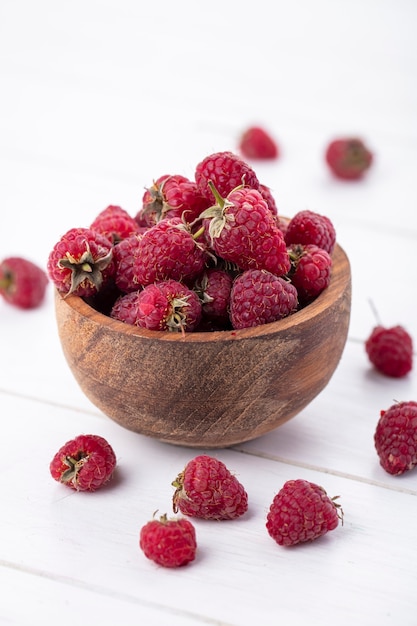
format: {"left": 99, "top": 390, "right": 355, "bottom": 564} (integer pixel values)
{"left": 266, "top": 479, "right": 342, "bottom": 546}
{"left": 47, "top": 227, "right": 115, "bottom": 297}
{"left": 0, "top": 256, "right": 48, "bottom": 309}
{"left": 374, "top": 401, "right": 417, "bottom": 475}
{"left": 50, "top": 434, "right": 116, "bottom": 492}
{"left": 238, "top": 126, "right": 279, "bottom": 160}
{"left": 195, "top": 151, "right": 260, "bottom": 202}
{"left": 284, "top": 209, "right": 336, "bottom": 254}
{"left": 229, "top": 269, "right": 298, "bottom": 330}
{"left": 139, "top": 514, "right": 197, "bottom": 568}
{"left": 325, "top": 137, "right": 373, "bottom": 180}
{"left": 365, "top": 325, "right": 413, "bottom": 377}
{"left": 172, "top": 454, "right": 248, "bottom": 520}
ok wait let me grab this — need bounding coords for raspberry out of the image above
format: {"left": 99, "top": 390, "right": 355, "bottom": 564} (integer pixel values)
{"left": 137, "top": 174, "right": 210, "bottom": 227}
{"left": 195, "top": 151, "right": 260, "bottom": 202}
{"left": 111, "top": 280, "right": 202, "bottom": 333}
{"left": 113, "top": 233, "right": 143, "bottom": 293}
{"left": 259, "top": 183, "right": 278, "bottom": 215}
{"left": 0, "top": 256, "right": 48, "bottom": 309}
{"left": 139, "top": 513, "right": 197, "bottom": 568}
{"left": 229, "top": 269, "right": 298, "bottom": 330}
{"left": 365, "top": 325, "right": 413, "bottom": 378}
{"left": 238, "top": 125, "right": 279, "bottom": 160}
{"left": 132, "top": 217, "right": 207, "bottom": 287}
{"left": 172, "top": 454, "right": 248, "bottom": 520}
{"left": 325, "top": 137, "right": 373, "bottom": 180}
{"left": 374, "top": 401, "right": 417, "bottom": 475}
{"left": 288, "top": 244, "right": 332, "bottom": 304}
{"left": 47, "top": 227, "right": 115, "bottom": 297}
{"left": 266, "top": 479, "right": 342, "bottom": 546}
{"left": 201, "top": 183, "right": 290, "bottom": 276}
{"left": 284, "top": 209, "right": 336, "bottom": 254}
{"left": 90, "top": 205, "right": 140, "bottom": 244}
{"left": 49, "top": 434, "right": 116, "bottom": 491}
{"left": 193, "top": 268, "right": 233, "bottom": 325}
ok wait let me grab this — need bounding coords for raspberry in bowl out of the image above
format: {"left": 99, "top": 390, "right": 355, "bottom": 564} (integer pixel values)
{"left": 49, "top": 154, "right": 351, "bottom": 448}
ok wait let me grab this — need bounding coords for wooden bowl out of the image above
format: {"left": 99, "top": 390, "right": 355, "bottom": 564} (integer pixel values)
{"left": 54, "top": 243, "right": 351, "bottom": 448}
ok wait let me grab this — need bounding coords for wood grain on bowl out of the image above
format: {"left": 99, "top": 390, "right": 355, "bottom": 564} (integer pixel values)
{"left": 54, "top": 243, "right": 351, "bottom": 448}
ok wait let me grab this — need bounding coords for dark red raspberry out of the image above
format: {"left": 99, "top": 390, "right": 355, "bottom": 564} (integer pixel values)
{"left": 229, "top": 269, "right": 298, "bottom": 329}
{"left": 195, "top": 151, "right": 260, "bottom": 202}
{"left": 238, "top": 125, "right": 279, "bottom": 160}
{"left": 47, "top": 227, "right": 115, "bottom": 297}
{"left": 284, "top": 209, "right": 336, "bottom": 254}
{"left": 201, "top": 183, "right": 290, "bottom": 277}
{"left": 288, "top": 244, "right": 332, "bottom": 304}
{"left": 325, "top": 137, "right": 373, "bottom": 180}
{"left": 172, "top": 454, "right": 248, "bottom": 520}
{"left": 136, "top": 174, "right": 210, "bottom": 227}
{"left": 193, "top": 268, "right": 233, "bottom": 325}
{"left": 140, "top": 514, "right": 197, "bottom": 568}
{"left": 111, "top": 280, "right": 202, "bottom": 333}
{"left": 266, "top": 479, "right": 342, "bottom": 546}
{"left": 132, "top": 217, "right": 207, "bottom": 287}
{"left": 374, "top": 401, "right": 417, "bottom": 475}
{"left": 50, "top": 434, "right": 116, "bottom": 492}
{"left": 90, "top": 205, "right": 140, "bottom": 244}
{"left": 365, "top": 325, "right": 413, "bottom": 378}
{"left": 112, "top": 233, "right": 143, "bottom": 293}
{"left": 0, "top": 256, "right": 48, "bottom": 309}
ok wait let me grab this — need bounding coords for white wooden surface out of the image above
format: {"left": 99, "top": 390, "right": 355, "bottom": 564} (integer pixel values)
{"left": 1, "top": 1, "right": 416, "bottom": 624}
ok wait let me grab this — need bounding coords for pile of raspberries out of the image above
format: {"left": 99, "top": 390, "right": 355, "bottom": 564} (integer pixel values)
{"left": 47, "top": 150, "right": 336, "bottom": 332}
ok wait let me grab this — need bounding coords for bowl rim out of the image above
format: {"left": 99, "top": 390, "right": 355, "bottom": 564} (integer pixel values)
{"left": 55, "top": 242, "right": 350, "bottom": 344}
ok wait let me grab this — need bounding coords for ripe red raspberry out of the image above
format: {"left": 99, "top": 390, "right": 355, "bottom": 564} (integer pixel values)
{"left": 47, "top": 227, "right": 115, "bottom": 297}
{"left": 325, "top": 137, "right": 373, "bottom": 180}
{"left": 90, "top": 205, "right": 140, "bottom": 244}
{"left": 284, "top": 209, "right": 336, "bottom": 254}
{"left": 266, "top": 479, "right": 342, "bottom": 546}
{"left": 288, "top": 244, "right": 332, "bottom": 304}
{"left": 111, "top": 280, "right": 202, "bottom": 333}
{"left": 193, "top": 268, "right": 233, "bottom": 325}
{"left": 365, "top": 325, "right": 413, "bottom": 378}
{"left": 0, "top": 256, "right": 48, "bottom": 309}
{"left": 374, "top": 401, "right": 417, "bottom": 475}
{"left": 132, "top": 217, "right": 207, "bottom": 287}
{"left": 136, "top": 174, "right": 210, "bottom": 227}
{"left": 50, "top": 434, "right": 116, "bottom": 491}
{"left": 229, "top": 269, "right": 298, "bottom": 330}
{"left": 195, "top": 151, "right": 260, "bottom": 202}
{"left": 201, "top": 183, "right": 290, "bottom": 277}
{"left": 259, "top": 183, "right": 278, "bottom": 216}
{"left": 113, "top": 233, "right": 143, "bottom": 293}
{"left": 172, "top": 454, "right": 248, "bottom": 520}
{"left": 238, "top": 125, "right": 279, "bottom": 160}
{"left": 139, "top": 513, "right": 197, "bottom": 568}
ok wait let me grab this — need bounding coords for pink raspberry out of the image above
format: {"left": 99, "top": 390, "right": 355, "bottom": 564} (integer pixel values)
{"left": 284, "top": 209, "right": 336, "bottom": 254}
{"left": 288, "top": 244, "right": 332, "bottom": 304}
{"left": 238, "top": 125, "right": 279, "bottom": 160}
{"left": 111, "top": 280, "right": 202, "bottom": 333}
{"left": 195, "top": 151, "right": 260, "bottom": 202}
{"left": 132, "top": 217, "right": 207, "bottom": 287}
{"left": 229, "top": 269, "right": 298, "bottom": 329}
{"left": 136, "top": 175, "right": 210, "bottom": 227}
{"left": 365, "top": 325, "right": 413, "bottom": 377}
{"left": 90, "top": 205, "right": 140, "bottom": 243}
{"left": 374, "top": 401, "right": 417, "bottom": 475}
{"left": 47, "top": 227, "right": 115, "bottom": 297}
{"left": 200, "top": 183, "right": 290, "bottom": 277}
{"left": 0, "top": 256, "right": 48, "bottom": 309}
